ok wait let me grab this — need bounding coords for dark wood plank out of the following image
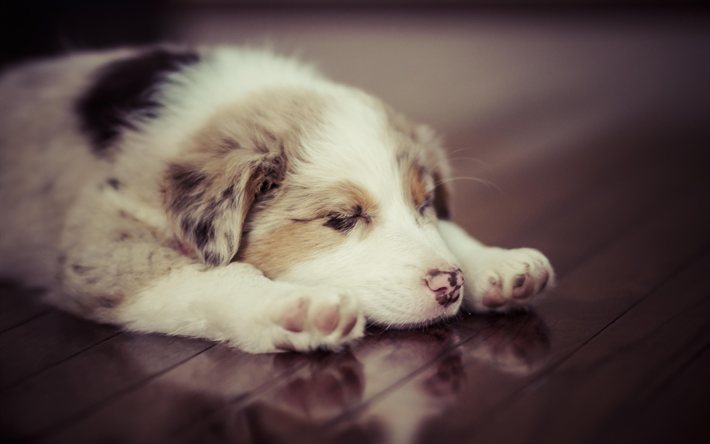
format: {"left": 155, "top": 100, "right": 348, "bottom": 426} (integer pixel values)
{"left": 602, "top": 345, "right": 710, "bottom": 444}
{"left": 43, "top": 346, "right": 339, "bottom": 443}
{"left": 0, "top": 332, "right": 211, "bottom": 440}
{"left": 0, "top": 311, "right": 119, "bottom": 390}
{"left": 450, "top": 122, "right": 709, "bottom": 252}
{"left": 470, "top": 251, "right": 710, "bottom": 443}
{"left": 0, "top": 282, "right": 48, "bottom": 333}
{"left": 500, "top": 133, "right": 710, "bottom": 275}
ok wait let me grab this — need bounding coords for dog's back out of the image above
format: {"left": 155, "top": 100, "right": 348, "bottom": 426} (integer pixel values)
{"left": 0, "top": 51, "right": 128, "bottom": 286}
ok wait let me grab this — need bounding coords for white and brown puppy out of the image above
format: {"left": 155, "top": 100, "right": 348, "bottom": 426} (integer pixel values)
{"left": 0, "top": 46, "right": 554, "bottom": 353}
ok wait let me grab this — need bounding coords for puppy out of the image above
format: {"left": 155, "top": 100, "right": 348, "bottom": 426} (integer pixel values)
{"left": 0, "top": 46, "right": 554, "bottom": 353}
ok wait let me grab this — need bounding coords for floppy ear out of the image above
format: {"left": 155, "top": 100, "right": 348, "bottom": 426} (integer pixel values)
{"left": 163, "top": 88, "right": 325, "bottom": 267}
{"left": 164, "top": 143, "right": 284, "bottom": 267}
{"left": 417, "top": 125, "right": 452, "bottom": 220}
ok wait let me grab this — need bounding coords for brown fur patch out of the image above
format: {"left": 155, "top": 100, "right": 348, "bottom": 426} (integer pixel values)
{"left": 238, "top": 219, "right": 346, "bottom": 278}
{"left": 238, "top": 180, "right": 379, "bottom": 278}
{"left": 97, "top": 294, "right": 125, "bottom": 309}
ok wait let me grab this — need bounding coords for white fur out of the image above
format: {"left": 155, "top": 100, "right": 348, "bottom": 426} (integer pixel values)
{"left": 116, "top": 262, "right": 365, "bottom": 353}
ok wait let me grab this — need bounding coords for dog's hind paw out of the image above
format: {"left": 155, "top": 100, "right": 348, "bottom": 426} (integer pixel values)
{"left": 462, "top": 248, "right": 555, "bottom": 314}
{"left": 270, "top": 288, "right": 366, "bottom": 352}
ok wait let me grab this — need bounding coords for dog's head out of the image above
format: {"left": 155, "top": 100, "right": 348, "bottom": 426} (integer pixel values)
{"left": 164, "top": 86, "right": 463, "bottom": 326}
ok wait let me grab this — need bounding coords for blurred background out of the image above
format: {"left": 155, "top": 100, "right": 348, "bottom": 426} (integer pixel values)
{"left": 4, "top": 2, "right": 707, "bottom": 222}
{"left": 2, "top": 1, "right": 708, "bottom": 144}
{"left": 3, "top": 1, "right": 708, "bottom": 188}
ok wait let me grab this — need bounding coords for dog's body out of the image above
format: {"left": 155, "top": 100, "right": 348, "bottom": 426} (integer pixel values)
{"left": 0, "top": 46, "right": 553, "bottom": 353}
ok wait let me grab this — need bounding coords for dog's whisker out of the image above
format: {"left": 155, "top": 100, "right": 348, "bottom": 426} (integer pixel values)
{"left": 444, "top": 148, "right": 469, "bottom": 156}
{"left": 435, "top": 176, "right": 504, "bottom": 194}
{"left": 445, "top": 157, "right": 488, "bottom": 164}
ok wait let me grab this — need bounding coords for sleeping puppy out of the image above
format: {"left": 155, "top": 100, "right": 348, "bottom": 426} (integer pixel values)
{"left": 0, "top": 46, "right": 554, "bottom": 353}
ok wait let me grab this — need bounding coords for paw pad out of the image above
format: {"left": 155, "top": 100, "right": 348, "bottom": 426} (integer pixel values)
{"left": 314, "top": 304, "right": 340, "bottom": 334}
{"left": 279, "top": 297, "right": 309, "bottom": 332}
{"left": 271, "top": 290, "right": 365, "bottom": 353}
{"left": 464, "top": 248, "right": 554, "bottom": 313}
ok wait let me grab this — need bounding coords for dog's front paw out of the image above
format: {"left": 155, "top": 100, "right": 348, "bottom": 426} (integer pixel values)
{"left": 269, "top": 289, "right": 366, "bottom": 353}
{"left": 463, "top": 248, "right": 554, "bottom": 314}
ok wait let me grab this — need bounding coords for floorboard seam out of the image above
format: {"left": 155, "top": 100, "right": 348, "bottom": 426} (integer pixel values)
{"left": 0, "top": 309, "right": 51, "bottom": 336}
{"left": 34, "top": 343, "right": 218, "bottom": 441}
{"left": 465, "top": 242, "right": 710, "bottom": 441}
{"left": 590, "top": 329, "right": 710, "bottom": 441}
{"left": 0, "top": 331, "right": 123, "bottom": 394}
{"left": 538, "top": 182, "right": 702, "bottom": 277}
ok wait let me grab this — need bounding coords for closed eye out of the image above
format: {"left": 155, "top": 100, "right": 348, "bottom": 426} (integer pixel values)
{"left": 323, "top": 205, "right": 371, "bottom": 233}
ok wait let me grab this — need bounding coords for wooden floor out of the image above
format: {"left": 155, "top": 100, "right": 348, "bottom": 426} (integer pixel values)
{"left": 1, "top": 10, "right": 709, "bottom": 444}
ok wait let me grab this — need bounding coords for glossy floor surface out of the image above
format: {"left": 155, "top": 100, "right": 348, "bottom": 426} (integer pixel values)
{"left": 1, "top": 10, "right": 709, "bottom": 444}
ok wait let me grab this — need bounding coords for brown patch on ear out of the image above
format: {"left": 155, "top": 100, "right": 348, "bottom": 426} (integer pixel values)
{"left": 381, "top": 102, "right": 453, "bottom": 220}
{"left": 418, "top": 127, "right": 451, "bottom": 220}
{"left": 408, "top": 163, "right": 430, "bottom": 210}
{"left": 415, "top": 124, "right": 452, "bottom": 220}
{"left": 164, "top": 88, "right": 327, "bottom": 267}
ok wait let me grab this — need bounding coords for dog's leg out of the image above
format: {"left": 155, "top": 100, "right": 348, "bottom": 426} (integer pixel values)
{"left": 57, "top": 205, "right": 365, "bottom": 354}
{"left": 113, "top": 262, "right": 366, "bottom": 353}
{"left": 437, "top": 220, "right": 555, "bottom": 313}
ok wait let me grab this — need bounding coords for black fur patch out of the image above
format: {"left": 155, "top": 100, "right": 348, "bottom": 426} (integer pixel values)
{"left": 76, "top": 48, "right": 200, "bottom": 155}
{"left": 107, "top": 178, "right": 121, "bottom": 190}
{"left": 432, "top": 172, "right": 451, "bottom": 220}
{"left": 221, "top": 184, "right": 236, "bottom": 200}
{"left": 202, "top": 251, "right": 222, "bottom": 268}
{"left": 433, "top": 186, "right": 450, "bottom": 220}
{"left": 193, "top": 218, "right": 215, "bottom": 250}
{"left": 71, "top": 264, "right": 94, "bottom": 274}
{"left": 166, "top": 164, "right": 208, "bottom": 212}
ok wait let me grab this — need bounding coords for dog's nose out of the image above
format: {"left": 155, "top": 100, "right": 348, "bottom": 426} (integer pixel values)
{"left": 425, "top": 268, "right": 465, "bottom": 308}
